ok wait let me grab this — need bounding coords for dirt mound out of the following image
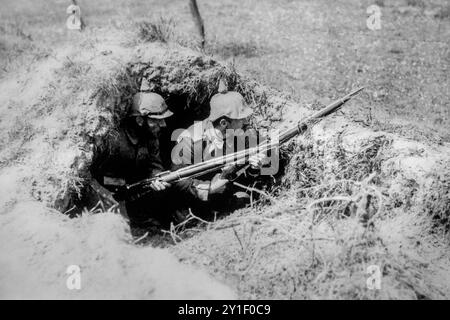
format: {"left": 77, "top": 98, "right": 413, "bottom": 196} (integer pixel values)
{"left": 0, "top": 31, "right": 449, "bottom": 299}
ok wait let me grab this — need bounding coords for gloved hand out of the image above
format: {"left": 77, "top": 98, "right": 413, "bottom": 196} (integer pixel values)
{"left": 209, "top": 173, "right": 230, "bottom": 195}
{"left": 149, "top": 179, "right": 170, "bottom": 191}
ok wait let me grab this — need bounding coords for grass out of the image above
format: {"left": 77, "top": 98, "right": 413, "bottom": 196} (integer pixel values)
{"left": 435, "top": 5, "right": 450, "bottom": 19}
{"left": 0, "top": 22, "right": 50, "bottom": 77}
{"left": 1, "top": 0, "right": 448, "bottom": 142}
{"left": 136, "top": 17, "right": 175, "bottom": 43}
{"left": 423, "top": 170, "right": 450, "bottom": 232}
{"left": 406, "top": 0, "right": 426, "bottom": 8}
{"left": 0, "top": 115, "right": 33, "bottom": 168}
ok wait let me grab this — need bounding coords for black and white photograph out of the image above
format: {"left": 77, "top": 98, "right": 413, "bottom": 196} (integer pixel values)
{"left": 0, "top": 0, "right": 449, "bottom": 302}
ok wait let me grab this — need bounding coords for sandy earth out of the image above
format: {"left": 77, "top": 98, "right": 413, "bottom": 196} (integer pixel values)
{"left": 0, "top": 202, "right": 235, "bottom": 299}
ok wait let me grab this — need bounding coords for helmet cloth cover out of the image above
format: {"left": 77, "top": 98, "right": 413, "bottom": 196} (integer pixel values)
{"left": 208, "top": 91, "right": 253, "bottom": 122}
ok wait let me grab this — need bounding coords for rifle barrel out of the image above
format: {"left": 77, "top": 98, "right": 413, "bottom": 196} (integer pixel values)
{"left": 309, "top": 86, "right": 364, "bottom": 119}
{"left": 125, "top": 87, "right": 365, "bottom": 194}
{"left": 279, "top": 86, "right": 364, "bottom": 144}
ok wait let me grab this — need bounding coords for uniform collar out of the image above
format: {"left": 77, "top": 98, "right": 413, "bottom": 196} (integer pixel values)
{"left": 204, "top": 123, "right": 236, "bottom": 151}
{"left": 204, "top": 124, "right": 223, "bottom": 143}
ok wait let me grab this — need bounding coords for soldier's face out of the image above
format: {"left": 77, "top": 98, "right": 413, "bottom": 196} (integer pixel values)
{"left": 134, "top": 116, "right": 166, "bottom": 128}
{"left": 150, "top": 118, "right": 167, "bottom": 128}
{"left": 229, "top": 118, "right": 248, "bottom": 130}
{"left": 218, "top": 117, "right": 249, "bottom": 137}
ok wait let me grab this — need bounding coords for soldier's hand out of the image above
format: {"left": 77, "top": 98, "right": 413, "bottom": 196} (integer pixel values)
{"left": 150, "top": 179, "right": 170, "bottom": 191}
{"left": 209, "top": 173, "right": 230, "bottom": 195}
{"left": 249, "top": 152, "right": 269, "bottom": 170}
{"left": 221, "top": 163, "right": 237, "bottom": 180}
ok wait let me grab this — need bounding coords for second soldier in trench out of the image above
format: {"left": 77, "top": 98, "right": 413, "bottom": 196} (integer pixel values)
{"left": 168, "top": 86, "right": 271, "bottom": 222}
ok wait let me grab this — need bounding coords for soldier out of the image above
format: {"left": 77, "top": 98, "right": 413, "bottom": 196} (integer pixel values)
{"left": 88, "top": 92, "right": 174, "bottom": 227}
{"left": 170, "top": 89, "right": 268, "bottom": 219}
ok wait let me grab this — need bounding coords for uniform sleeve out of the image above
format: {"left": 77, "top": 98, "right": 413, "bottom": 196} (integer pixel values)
{"left": 171, "top": 137, "right": 211, "bottom": 202}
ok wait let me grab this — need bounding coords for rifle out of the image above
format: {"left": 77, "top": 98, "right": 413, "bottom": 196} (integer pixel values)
{"left": 115, "top": 87, "right": 364, "bottom": 201}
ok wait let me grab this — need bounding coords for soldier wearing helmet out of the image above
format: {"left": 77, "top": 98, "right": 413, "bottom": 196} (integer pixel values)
{"left": 88, "top": 91, "right": 174, "bottom": 227}
{"left": 169, "top": 84, "right": 266, "bottom": 220}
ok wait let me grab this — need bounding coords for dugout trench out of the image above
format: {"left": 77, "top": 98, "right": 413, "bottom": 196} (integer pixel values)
{"left": 70, "top": 55, "right": 292, "bottom": 221}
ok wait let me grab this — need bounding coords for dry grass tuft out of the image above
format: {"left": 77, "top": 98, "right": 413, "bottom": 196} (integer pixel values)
{"left": 0, "top": 22, "right": 49, "bottom": 78}
{"left": 423, "top": 170, "right": 450, "bottom": 233}
{"left": 136, "top": 17, "right": 176, "bottom": 43}
{"left": 282, "top": 139, "right": 325, "bottom": 189}
{"left": 333, "top": 134, "right": 391, "bottom": 182}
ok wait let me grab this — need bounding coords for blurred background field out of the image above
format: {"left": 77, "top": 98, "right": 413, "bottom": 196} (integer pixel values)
{"left": 1, "top": 0, "right": 449, "bottom": 143}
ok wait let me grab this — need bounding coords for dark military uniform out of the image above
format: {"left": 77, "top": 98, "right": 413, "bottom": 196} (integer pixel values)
{"left": 92, "top": 124, "right": 164, "bottom": 186}
{"left": 170, "top": 120, "right": 257, "bottom": 219}
{"left": 168, "top": 87, "right": 259, "bottom": 221}
{"left": 89, "top": 122, "right": 174, "bottom": 227}
{"left": 171, "top": 121, "right": 227, "bottom": 199}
